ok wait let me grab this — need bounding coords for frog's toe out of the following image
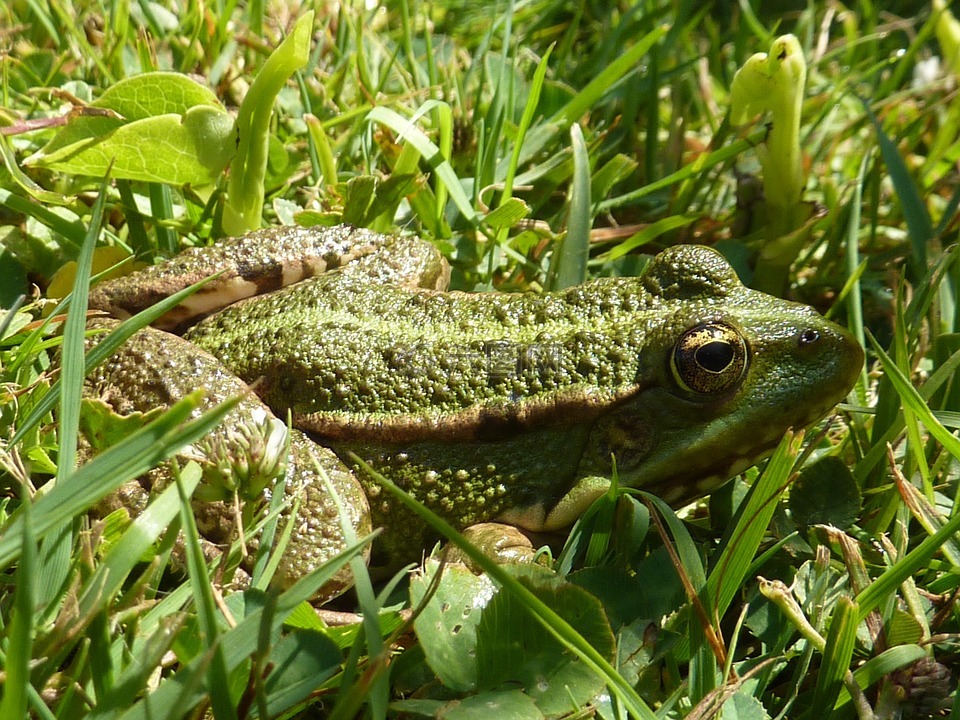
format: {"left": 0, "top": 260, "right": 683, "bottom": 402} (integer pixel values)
{"left": 446, "top": 522, "right": 551, "bottom": 570}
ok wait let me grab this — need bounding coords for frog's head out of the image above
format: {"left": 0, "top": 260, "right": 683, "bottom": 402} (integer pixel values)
{"left": 582, "top": 245, "right": 864, "bottom": 506}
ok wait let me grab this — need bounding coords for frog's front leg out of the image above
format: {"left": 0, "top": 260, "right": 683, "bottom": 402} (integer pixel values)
{"left": 83, "top": 319, "right": 371, "bottom": 601}
{"left": 496, "top": 474, "right": 612, "bottom": 533}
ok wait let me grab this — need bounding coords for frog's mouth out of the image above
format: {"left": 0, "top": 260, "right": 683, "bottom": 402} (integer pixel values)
{"left": 606, "top": 321, "right": 863, "bottom": 507}
{"left": 630, "top": 413, "right": 831, "bottom": 507}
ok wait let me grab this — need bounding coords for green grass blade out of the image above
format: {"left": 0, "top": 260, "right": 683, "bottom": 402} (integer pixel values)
{"left": 106, "top": 537, "right": 372, "bottom": 720}
{"left": 148, "top": 183, "right": 177, "bottom": 255}
{"left": 0, "top": 491, "right": 37, "bottom": 720}
{"left": 707, "top": 431, "right": 801, "bottom": 621}
{"left": 499, "top": 45, "right": 552, "bottom": 220}
{"left": 367, "top": 105, "right": 477, "bottom": 225}
{"left": 94, "top": 616, "right": 187, "bottom": 717}
{"left": 503, "top": 24, "right": 668, "bottom": 175}
{"left": 175, "top": 465, "right": 238, "bottom": 720}
{"left": 551, "top": 122, "right": 591, "bottom": 290}
{"left": 833, "top": 644, "right": 927, "bottom": 711}
{"left": 305, "top": 114, "right": 338, "bottom": 191}
{"left": 598, "top": 126, "right": 767, "bottom": 212}
{"left": 36, "top": 173, "right": 109, "bottom": 612}
{"left": 861, "top": 98, "right": 932, "bottom": 281}
{"left": 868, "top": 332, "right": 960, "bottom": 462}
{"left": 77, "top": 468, "right": 200, "bottom": 618}
{"left": 853, "top": 345, "right": 960, "bottom": 485}
{"left": 808, "top": 596, "right": 858, "bottom": 717}
{"left": 855, "top": 505, "right": 960, "bottom": 620}
{"left": 0, "top": 133, "right": 73, "bottom": 206}
{"left": 843, "top": 156, "right": 868, "bottom": 390}
{"left": 0, "top": 188, "right": 86, "bottom": 251}
{"left": 600, "top": 213, "right": 700, "bottom": 261}
{"left": 55, "top": 175, "right": 109, "bottom": 481}
{"left": 894, "top": 475, "right": 960, "bottom": 567}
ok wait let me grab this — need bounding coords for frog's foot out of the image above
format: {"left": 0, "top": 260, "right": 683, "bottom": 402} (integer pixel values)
{"left": 445, "top": 522, "right": 555, "bottom": 571}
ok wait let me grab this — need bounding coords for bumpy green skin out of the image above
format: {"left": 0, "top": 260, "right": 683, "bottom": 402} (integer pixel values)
{"left": 180, "top": 231, "right": 862, "bottom": 561}
{"left": 89, "top": 226, "right": 863, "bottom": 573}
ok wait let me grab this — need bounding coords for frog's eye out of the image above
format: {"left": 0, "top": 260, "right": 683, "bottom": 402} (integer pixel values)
{"left": 672, "top": 323, "right": 747, "bottom": 395}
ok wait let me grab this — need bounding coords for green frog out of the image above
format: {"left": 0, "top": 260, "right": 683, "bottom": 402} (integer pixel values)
{"left": 84, "top": 225, "right": 863, "bottom": 597}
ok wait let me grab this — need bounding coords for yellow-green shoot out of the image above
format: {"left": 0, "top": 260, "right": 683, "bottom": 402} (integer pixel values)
{"left": 730, "top": 34, "right": 811, "bottom": 294}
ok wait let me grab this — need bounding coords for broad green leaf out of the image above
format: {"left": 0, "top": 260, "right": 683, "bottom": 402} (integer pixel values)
{"left": 26, "top": 72, "right": 232, "bottom": 186}
{"left": 411, "top": 559, "right": 493, "bottom": 692}
{"left": 475, "top": 564, "right": 615, "bottom": 716}
{"left": 92, "top": 72, "right": 223, "bottom": 119}
{"left": 0, "top": 132, "right": 73, "bottom": 205}
{"left": 29, "top": 107, "right": 235, "bottom": 185}
{"left": 720, "top": 691, "right": 771, "bottom": 720}
{"left": 392, "top": 691, "right": 543, "bottom": 720}
{"left": 484, "top": 197, "right": 530, "bottom": 232}
{"left": 361, "top": 458, "right": 659, "bottom": 719}
{"left": 789, "top": 457, "right": 861, "bottom": 530}
{"left": 261, "top": 629, "right": 342, "bottom": 716}
{"left": 885, "top": 609, "right": 925, "bottom": 647}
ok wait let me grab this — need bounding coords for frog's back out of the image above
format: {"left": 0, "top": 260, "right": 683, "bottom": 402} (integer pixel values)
{"left": 186, "top": 266, "right": 673, "bottom": 442}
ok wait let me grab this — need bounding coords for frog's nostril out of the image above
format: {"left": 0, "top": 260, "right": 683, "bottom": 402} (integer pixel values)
{"left": 798, "top": 328, "right": 820, "bottom": 347}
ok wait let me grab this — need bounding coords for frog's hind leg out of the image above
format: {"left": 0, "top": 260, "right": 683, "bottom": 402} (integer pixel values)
{"left": 82, "top": 318, "right": 371, "bottom": 602}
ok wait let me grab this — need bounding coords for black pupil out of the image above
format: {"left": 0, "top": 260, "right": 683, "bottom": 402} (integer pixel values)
{"left": 696, "top": 340, "right": 734, "bottom": 372}
{"left": 799, "top": 328, "right": 820, "bottom": 345}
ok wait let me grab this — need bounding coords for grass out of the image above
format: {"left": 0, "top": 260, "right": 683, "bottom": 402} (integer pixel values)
{"left": 1, "top": 0, "right": 959, "bottom": 718}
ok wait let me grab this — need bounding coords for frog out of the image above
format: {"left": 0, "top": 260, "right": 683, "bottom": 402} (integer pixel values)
{"left": 83, "top": 224, "right": 864, "bottom": 598}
